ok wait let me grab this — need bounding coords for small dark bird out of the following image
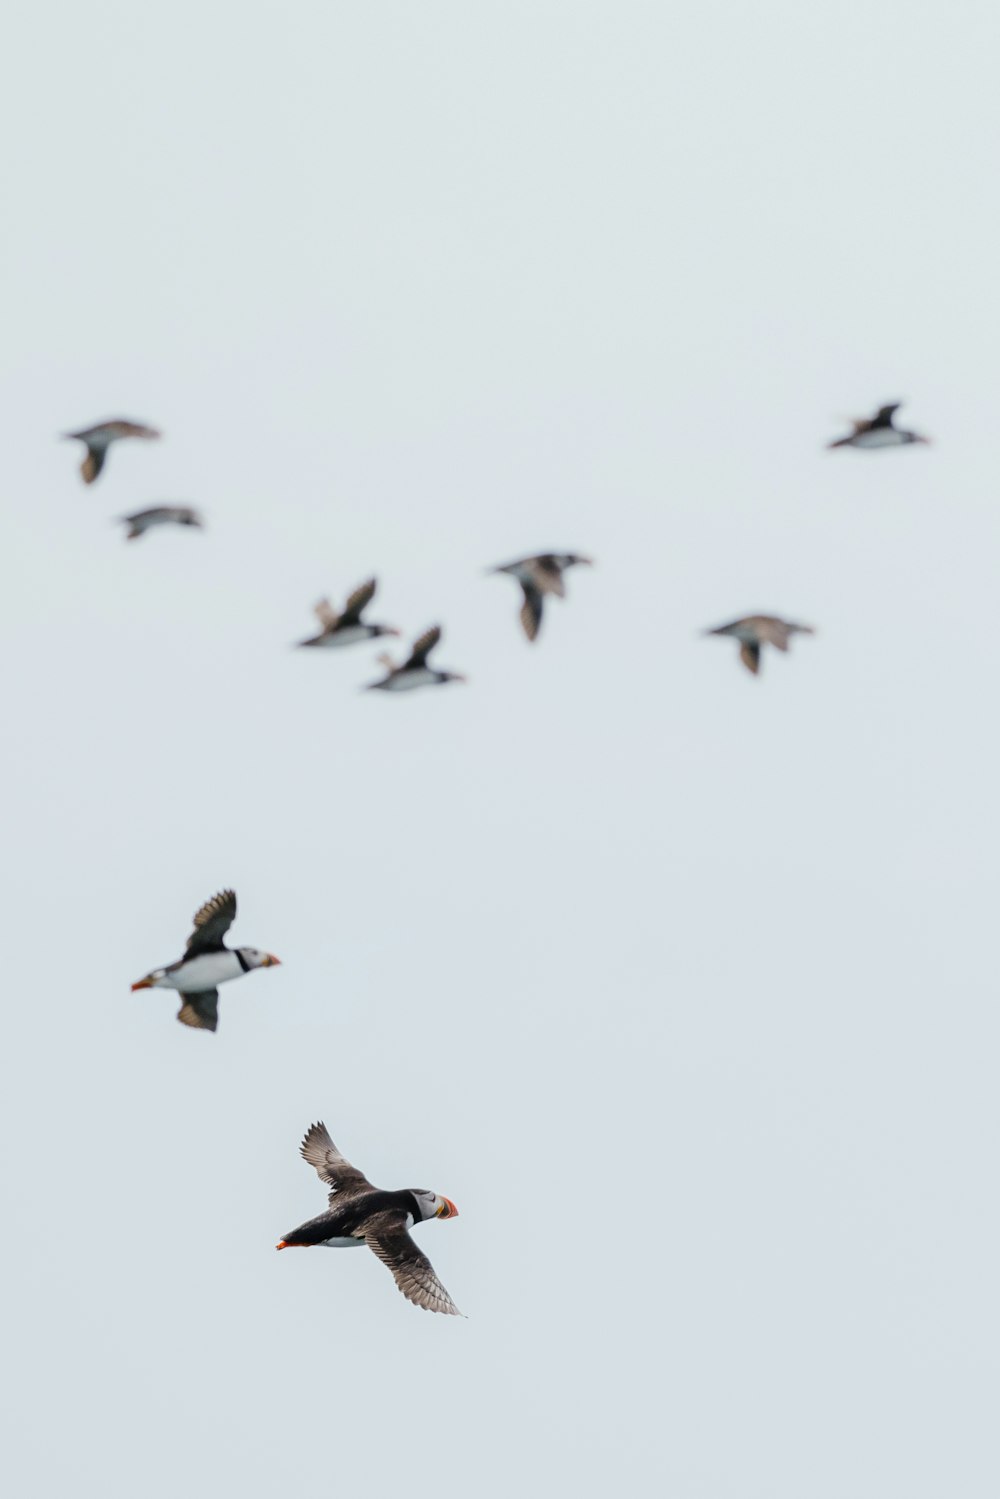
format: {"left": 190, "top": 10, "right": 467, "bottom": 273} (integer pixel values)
{"left": 130, "top": 890, "right": 280, "bottom": 1033}
{"left": 489, "top": 553, "right": 593, "bottom": 641}
{"left": 119, "top": 506, "right": 203, "bottom": 541}
{"left": 366, "top": 626, "right": 466, "bottom": 692}
{"left": 277, "top": 1121, "right": 462, "bottom": 1316}
{"left": 63, "top": 419, "right": 162, "bottom": 484}
{"left": 296, "top": 578, "right": 400, "bottom": 649}
{"left": 704, "top": 615, "right": 816, "bottom": 676}
{"left": 827, "top": 403, "right": 930, "bottom": 450}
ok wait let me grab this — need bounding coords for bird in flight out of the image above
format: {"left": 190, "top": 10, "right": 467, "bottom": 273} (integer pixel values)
{"left": 488, "top": 552, "right": 593, "bottom": 641}
{"left": 277, "top": 1122, "right": 462, "bottom": 1316}
{"left": 119, "top": 505, "right": 203, "bottom": 540}
{"left": 63, "top": 419, "right": 162, "bottom": 484}
{"left": 130, "top": 889, "right": 280, "bottom": 1032}
{"left": 827, "top": 403, "right": 930, "bottom": 450}
{"left": 296, "top": 578, "right": 400, "bottom": 649}
{"left": 366, "top": 626, "right": 466, "bottom": 692}
{"left": 704, "top": 615, "right": 816, "bottom": 676}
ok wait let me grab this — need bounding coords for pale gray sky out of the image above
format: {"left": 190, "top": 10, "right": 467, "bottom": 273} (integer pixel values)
{"left": 3, "top": 3, "right": 1000, "bottom": 1496}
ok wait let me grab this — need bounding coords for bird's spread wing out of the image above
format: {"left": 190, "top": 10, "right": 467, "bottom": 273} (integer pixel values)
{"left": 740, "top": 641, "right": 761, "bottom": 675}
{"left": 184, "top": 889, "right": 237, "bottom": 955}
{"left": 407, "top": 626, "right": 441, "bottom": 668}
{"left": 340, "top": 578, "right": 376, "bottom": 626}
{"left": 299, "top": 1122, "right": 373, "bottom": 1200}
{"left": 81, "top": 446, "right": 106, "bottom": 484}
{"left": 519, "top": 584, "right": 543, "bottom": 642}
{"left": 363, "top": 1214, "right": 461, "bottom": 1315}
{"left": 177, "top": 991, "right": 219, "bottom": 1032}
{"left": 533, "top": 559, "right": 566, "bottom": 598}
{"left": 314, "top": 598, "right": 339, "bottom": 630}
{"left": 872, "top": 403, "right": 901, "bottom": 428}
{"left": 754, "top": 619, "right": 790, "bottom": 651}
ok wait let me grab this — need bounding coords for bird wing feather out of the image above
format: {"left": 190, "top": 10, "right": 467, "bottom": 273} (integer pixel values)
{"left": 299, "top": 1122, "right": 373, "bottom": 1200}
{"left": 185, "top": 889, "right": 237, "bottom": 954}
{"left": 363, "top": 1213, "right": 461, "bottom": 1315}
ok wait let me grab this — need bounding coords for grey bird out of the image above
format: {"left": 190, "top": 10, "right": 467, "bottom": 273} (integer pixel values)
{"left": 704, "top": 615, "right": 816, "bottom": 676}
{"left": 276, "top": 1122, "right": 462, "bottom": 1316}
{"left": 119, "top": 506, "right": 203, "bottom": 541}
{"left": 366, "top": 626, "right": 466, "bottom": 692}
{"left": 296, "top": 578, "right": 400, "bottom": 649}
{"left": 827, "top": 403, "right": 930, "bottom": 450}
{"left": 63, "top": 419, "right": 162, "bottom": 484}
{"left": 489, "top": 552, "right": 593, "bottom": 641}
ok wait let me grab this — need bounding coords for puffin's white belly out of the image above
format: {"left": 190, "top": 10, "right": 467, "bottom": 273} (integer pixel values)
{"left": 160, "top": 952, "right": 243, "bottom": 992}
{"left": 854, "top": 428, "right": 907, "bottom": 449}
{"left": 319, "top": 1237, "right": 366, "bottom": 1249}
{"left": 383, "top": 668, "right": 438, "bottom": 692}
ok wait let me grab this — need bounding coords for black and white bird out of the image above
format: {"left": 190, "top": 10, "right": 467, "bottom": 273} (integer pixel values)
{"left": 704, "top": 615, "right": 816, "bottom": 676}
{"left": 366, "top": 626, "right": 466, "bottom": 692}
{"left": 827, "top": 403, "right": 930, "bottom": 450}
{"left": 277, "top": 1122, "right": 462, "bottom": 1316}
{"left": 119, "top": 506, "right": 203, "bottom": 541}
{"left": 63, "top": 419, "right": 162, "bottom": 484}
{"left": 296, "top": 578, "right": 400, "bottom": 649}
{"left": 130, "top": 889, "right": 280, "bottom": 1033}
{"left": 489, "top": 552, "right": 593, "bottom": 642}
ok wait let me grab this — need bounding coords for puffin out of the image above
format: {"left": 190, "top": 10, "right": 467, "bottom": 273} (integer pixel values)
{"left": 130, "top": 889, "right": 280, "bottom": 1032}
{"left": 119, "top": 506, "right": 203, "bottom": 541}
{"left": 489, "top": 552, "right": 593, "bottom": 642}
{"left": 366, "top": 626, "right": 466, "bottom": 692}
{"left": 827, "top": 403, "right": 930, "bottom": 450}
{"left": 296, "top": 578, "right": 400, "bottom": 649}
{"left": 277, "top": 1121, "right": 462, "bottom": 1316}
{"left": 63, "top": 419, "right": 162, "bottom": 484}
{"left": 704, "top": 615, "right": 816, "bottom": 676}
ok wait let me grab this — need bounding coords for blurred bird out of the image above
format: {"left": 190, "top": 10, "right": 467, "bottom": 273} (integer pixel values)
{"left": 277, "top": 1121, "right": 462, "bottom": 1316}
{"left": 296, "top": 578, "right": 400, "bottom": 649}
{"left": 704, "top": 615, "right": 816, "bottom": 676}
{"left": 366, "top": 626, "right": 466, "bottom": 692}
{"left": 130, "top": 889, "right": 280, "bottom": 1033}
{"left": 489, "top": 552, "right": 593, "bottom": 641}
{"left": 827, "top": 403, "right": 930, "bottom": 450}
{"left": 119, "top": 505, "right": 203, "bottom": 541}
{"left": 63, "top": 419, "right": 161, "bottom": 484}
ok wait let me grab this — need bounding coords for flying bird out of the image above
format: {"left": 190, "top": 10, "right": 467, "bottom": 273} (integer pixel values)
{"left": 130, "top": 889, "right": 280, "bottom": 1032}
{"left": 366, "top": 626, "right": 466, "bottom": 692}
{"left": 63, "top": 419, "right": 162, "bottom": 484}
{"left": 119, "top": 506, "right": 203, "bottom": 541}
{"left": 704, "top": 615, "right": 816, "bottom": 676}
{"left": 488, "top": 552, "right": 593, "bottom": 641}
{"left": 827, "top": 403, "right": 930, "bottom": 450}
{"left": 277, "top": 1121, "right": 462, "bottom": 1316}
{"left": 296, "top": 578, "right": 400, "bottom": 649}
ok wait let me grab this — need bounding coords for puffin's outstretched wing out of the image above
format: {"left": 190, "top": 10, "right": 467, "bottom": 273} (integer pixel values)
{"left": 406, "top": 626, "right": 441, "bottom": 669}
{"left": 177, "top": 991, "right": 219, "bottom": 1032}
{"left": 519, "top": 584, "right": 543, "bottom": 642}
{"left": 314, "top": 598, "right": 339, "bottom": 631}
{"left": 340, "top": 578, "right": 377, "bottom": 626}
{"left": 871, "top": 403, "right": 901, "bottom": 428}
{"left": 299, "top": 1122, "right": 373, "bottom": 1201}
{"left": 185, "top": 890, "right": 237, "bottom": 955}
{"left": 363, "top": 1214, "right": 461, "bottom": 1315}
{"left": 740, "top": 641, "right": 761, "bottom": 675}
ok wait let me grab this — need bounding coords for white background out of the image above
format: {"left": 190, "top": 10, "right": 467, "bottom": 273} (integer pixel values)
{"left": 2, "top": 4, "right": 998, "bottom": 1496}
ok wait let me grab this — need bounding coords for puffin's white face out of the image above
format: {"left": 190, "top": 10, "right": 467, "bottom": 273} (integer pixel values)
{"left": 413, "top": 1190, "right": 459, "bottom": 1222}
{"left": 237, "top": 947, "right": 281, "bottom": 970}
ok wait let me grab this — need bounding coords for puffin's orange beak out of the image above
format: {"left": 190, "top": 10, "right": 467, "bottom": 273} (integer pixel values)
{"left": 131, "top": 977, "right": 154, "bottom": 991}
{"left": 276, "top": 1240, "right": 306, "bottom": 1250}
{"left": 263, "top": 954, "right": 281, "bottom": 967}
{"left": 438, "top": 1197, "right": 459, "bottom": 1220}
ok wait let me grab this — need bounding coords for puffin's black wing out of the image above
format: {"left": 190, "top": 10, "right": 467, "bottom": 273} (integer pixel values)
{"left": 363, "top": 1213, "right": 461, "bottom": 1315}
{"left": 184, "top": 889, "right": 237, "bottom": 955}
{"left": 81, "top": 444, "right": 106, "bottom": 484}
{"left": 340, "top": 578, "right": 377, "bottom": 627}
{"left": 177, "top": 991, "right": 219, "bottom": 1032}
{"left": 740, "top": 641, "right": 761, "bottom": 675}
{"left": 299, "top": 1122, "right": 373, "bottom": 1201}
{"left": 871, "top": 403, "right": 901, "bottom": 428}
{"left": 406, "top": 626, "right": 441, "bottom": 669}
{"left": 519, "top": 583, "right": 544, "bottom": 642}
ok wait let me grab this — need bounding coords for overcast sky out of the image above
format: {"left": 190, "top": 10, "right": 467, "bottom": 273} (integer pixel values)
{"left": 3, "top": 3, "right": 1000, "bottom": 1496}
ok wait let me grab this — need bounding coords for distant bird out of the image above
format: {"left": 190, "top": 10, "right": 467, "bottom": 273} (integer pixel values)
{"left": 704, "top": 615, "right": 816, "bottom": 676}
{"left": 366, "top": 626, "right": 466, "bottom": 692}
{"left": 827, "top": 403, "right": 930, "bottom": 450}
{"left": 63, "top": 419, "right": 161, "bottom": 484}
{"left": 277, "top": 1121, "right": 462, "bottom": 1316}
{"left": 296, "top": 578, "right": 400, "bottom": 649}
{"left": 119, "top": 505, "right": 203, "bottom": 541}
{"left": 489, "top": 552, "right": 593, "bottom": 641}
{"left": 130, "top": 889, "right": 280, "bottom": 1033}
